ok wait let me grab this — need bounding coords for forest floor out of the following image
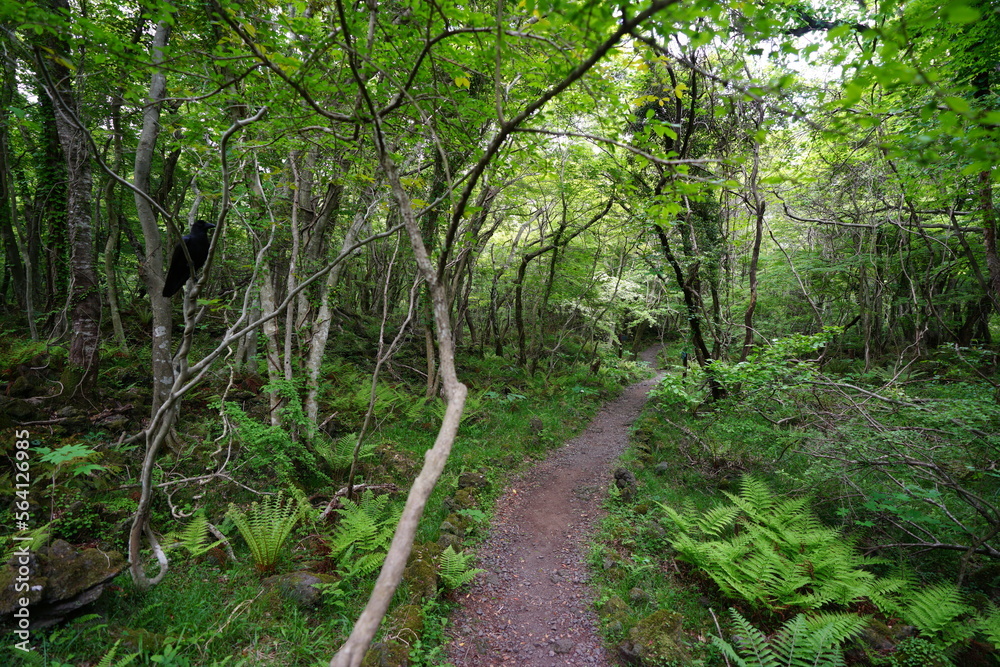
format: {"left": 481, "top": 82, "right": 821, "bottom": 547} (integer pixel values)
{"left": 443, "top": 346, "right": 664, "bottom": 666}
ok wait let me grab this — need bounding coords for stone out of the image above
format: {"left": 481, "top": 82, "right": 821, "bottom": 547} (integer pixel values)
{"left": 457, "top": 471, "right": 489, "bottom": 491}
{"left": 403, "top": 554, "right": 438, "bottom": 602}
{"left": 552, "top": 638, "right": 575, "bottom": 654}
{"left": 261, "top": 571, "right": 338, "bottom": 608}
{"left": 613, "top": 468, "right": 638, "bottom": 503}
{"left": 362, "top": 640, "right": 410, "bottom": 667}
{"left": 387, "top": 603, "right": 424, "bottom": 644}
{"left": 654, "top": 462, "right": 671, "bottom": 475}
{"left": 617, "top": 609, "right": 690, "bottom": 666}
{"left": 628, "top": 587, "right": 650, "bottom": 605}
{"left": 0, "top": 539, "right": 125, "bottom": 629}
{"left": 598, "top": 595, "right": 630, "bottom": 625}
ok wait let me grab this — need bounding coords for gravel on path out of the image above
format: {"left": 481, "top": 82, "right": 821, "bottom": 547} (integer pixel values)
{"left": 444, "top": 347, "right": 664, "bottom": 666}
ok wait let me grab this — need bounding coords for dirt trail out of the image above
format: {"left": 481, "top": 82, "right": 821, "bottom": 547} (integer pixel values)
{"left": 445, "top": 347, "right": 664, "bottom": 666}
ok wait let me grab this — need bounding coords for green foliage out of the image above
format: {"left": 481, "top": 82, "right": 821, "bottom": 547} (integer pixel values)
{"left": 871, "top": 580, "right": 979, "bottom": 654}
{"left": 95, "top": 640, "right": 139, "bottom": 667}
{"left": 329, "top": 490, "right": 401, "bottom": 578}
{"left": 712, "top": 608, "right": 867, "bottom": 667}
{"left": 660, "top": 477, "right": 886, "bottom": 611}
{"left": 889, "top": 637, "right": 951, "bottom": 667}
{"left": 314, "top": 431, "right": 377, "bottom": 470}
{"left": 226, "top": 492, "right": 300, "bottom": 574}
{"left": 164, "top": 510, "right": 223, "bottom": 558}
{"left": 712, "top": 327, "right": 843, "bottom": 395}
{"left": 221, "top": 401, "right": 329, "bottom": 484}
{"left": 438, "top": 545, "right": 485, "bottom": 590}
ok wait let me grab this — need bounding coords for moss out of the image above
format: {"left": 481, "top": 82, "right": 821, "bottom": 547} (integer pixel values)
{"left": 361, "top": 640, "right": 410, "bottom": 667}
{"left": 620, "top": 610, "right": 690, "bottom": 666}
{"left": 388, "top": 603, "right": 424, "bottom": 644}
{"left": 403, "top": 557, "right": 438, "bottom": 602}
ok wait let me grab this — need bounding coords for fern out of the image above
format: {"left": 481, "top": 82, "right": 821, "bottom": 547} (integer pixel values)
{"left": 227, "top": 491, "right": 301, "bottom": 573}
{"left": 977, "top": 603, "right": 1000, "bottom": 650}
{"left": 661, "top": 477, "right": 884, "bottom": 611}
{"left": 899, "top": 582, "right": 975, "bottom": 648}
{"left": 329, "top": 490, "right": 401, "bottom": 578}
{"left": 438, "top": 545, "right": 485, "bottom": 589}
{"left": 713, "top": 608, "right": 867, "bottom": 667}
{"left": 95, "top": 640, "right": 139, "bottom": 667}
{"left": 165, "top": 510, "right": 222, "bottom": 557}
{"left": 317, "top": 432, "right": 377, "bottom": 470}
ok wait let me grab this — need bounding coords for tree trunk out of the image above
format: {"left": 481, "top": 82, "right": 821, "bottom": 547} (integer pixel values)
{"left": 133, "top": 17, "right": 175, "bottom": 415}
{"left": 39, "top": 0, "right": 100, "bottom": 389}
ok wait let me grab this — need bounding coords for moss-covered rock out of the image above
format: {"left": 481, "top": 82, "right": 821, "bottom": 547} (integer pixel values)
{"left": 617, "top": 609, "right": 690, "bottom": 666}
{"left": 388, "top": 603, "right": 424, "bottom": 644}
{"left": 598, "top": 595, "right": 631, "bottom": 626}
{"left": 0, "top": 539, "right": 125, "bottom": 629}
{"left": 261, "top": 571, "right": 338, "bottom": 608}
{"left": 457, "top": 471, "right": 489, "bottom": 491}
{"left": 402, "top": 551, "right": 438, "bottom": 602}
{"left": 448, "top": 488, "right": 478, "bottom": 512}
{"left": 361, "top": 640, "right": 410, "bottom": 667}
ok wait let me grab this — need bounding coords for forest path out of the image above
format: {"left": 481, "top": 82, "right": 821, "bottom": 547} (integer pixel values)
{"left": 444, "top": 346, "right": 665, "bottom": 666}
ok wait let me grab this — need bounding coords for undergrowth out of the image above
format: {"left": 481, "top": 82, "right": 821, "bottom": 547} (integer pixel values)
{"left": 5, "top": 346, "right": 647, "bottom": 666}
{"left": 590, "top": 341, "right": 1000, "bottom": 667}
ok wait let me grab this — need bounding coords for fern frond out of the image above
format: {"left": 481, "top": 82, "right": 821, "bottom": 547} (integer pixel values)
{"left": 168, "top": 510, "right": 222, "bottom": 557}
{"left": 95, "top": 640, "right": 139, "bottom": 667}
{"left": 901, "top": 582, "right": 974, "bottom": 646}
{"left": 715, "top": 609, "right": 865, "bottom": 667}
{"left": 330, "top": 491, "right": 400, "bottom": 577}
{"left": 696, "top": 505, "right": 741, "bottom": 537}
{"left": 977, "top": 603, "right": 1000, "bottom": 649}
{"left": 439, "top": 545, "right": 485, "bottom": 589}
{"left": 227, "top": 491, "right": 300, "bottom": 573}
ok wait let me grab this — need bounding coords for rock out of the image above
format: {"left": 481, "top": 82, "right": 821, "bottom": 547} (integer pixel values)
{"left": 552, "top": 638, "right": 575, "bottom": 654}
{"left": 613, "top": 468, "right": 638, "bottom": 503}
{"left": 448, "top": 488, "right": 479, "bottom": 512}
{"left": 403, "top": 553, "right": 438, "bottom": 602}
{"left": 617, "top": 609, "right": 690, "bottom": 666}
{"left": 261, "top": 571, "right": 338, "bottom": 608}
{"left": 628, "top": 587, "right": 650, "bottom": 605}
{"left": 653, "top": 462, "right": 671, "bottom": 475}
{"left": 457, "top": 471, "right": 489, "bottom": 491}
{"left": 387, "top": 603, "right": 424, "bottom": 643}
{"left": 362, "top": 640, "right": 410, "bottom": 667}
{"left": 436, "top": 533, "right": 462, "bottom": 550}
{"left": 598, "top": 595, "right": 630, "bottom": 625}
{"left": 0, "top": 539, "right": 125, "bottom": 629}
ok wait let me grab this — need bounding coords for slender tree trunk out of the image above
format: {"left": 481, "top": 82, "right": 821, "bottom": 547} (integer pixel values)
{"left": 133, "top": 17, "right": 175, "bottom": 415}
{"left": 0, "top": 46, "right": 26, "bottom": 312}
{"left": 980, "top": 171, "right": 1000, "bottom": 308}
{"left": 740, "top": 156, "right": 765, "bottom": 361}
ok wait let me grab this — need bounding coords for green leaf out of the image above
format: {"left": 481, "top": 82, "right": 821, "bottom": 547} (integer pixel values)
{"left": 947, "top": 3, "right": 981, "bottom": 23}
{"left": 943, "top": 96, "right": 971, "bottom": 114}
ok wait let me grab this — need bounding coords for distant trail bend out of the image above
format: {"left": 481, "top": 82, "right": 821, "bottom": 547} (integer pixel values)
{"left": 445, "top": 346, "right": 665, "bottom": 666}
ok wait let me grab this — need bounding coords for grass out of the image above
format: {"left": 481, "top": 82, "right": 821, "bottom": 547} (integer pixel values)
{"left": 588, "top": 343, "right": 1000, "bottom": 667}
{"left": 4, "top": 346, "right": 650, "bottom": 666}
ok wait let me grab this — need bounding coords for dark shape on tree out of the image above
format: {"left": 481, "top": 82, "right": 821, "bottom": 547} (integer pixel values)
{"left": 162, "top": 219, "right": 216, "bottom": 297}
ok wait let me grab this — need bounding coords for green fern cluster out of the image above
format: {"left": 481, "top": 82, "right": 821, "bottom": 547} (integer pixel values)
{"left": 314, "top": 432, "right": 377, "bottom": 470}
{"left": 227, "top": 492, "right": 300, "bottom": 573}
{"left": 329, "top": 490, "right": 401, "bottom": 578}
{"left": 165, "top": 510, "right": 222, "bottom": 558}
{"left": 438, "top": 545, "right": 485, "bottom": 589}
{"left": 713, "top": 608, "right": 867, "bottom": 667}
{"left": 660, "top": 477, "right": 889, "bottom": 611}
{"left": 873, "top": 579, "right": 1000, "bottom": 658}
